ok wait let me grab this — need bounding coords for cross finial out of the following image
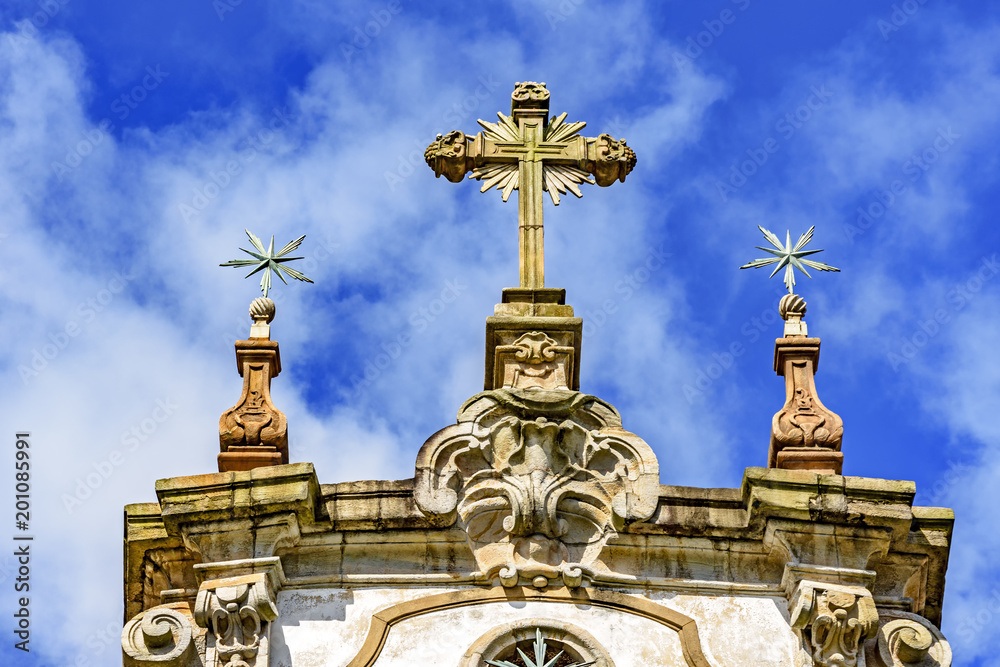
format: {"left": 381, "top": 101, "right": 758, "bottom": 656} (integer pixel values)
{"left": 425, "top": 82, "right": 637, "bottom": 289}
{"left": 740, "top": 225, "right": 840, "bottom": 295}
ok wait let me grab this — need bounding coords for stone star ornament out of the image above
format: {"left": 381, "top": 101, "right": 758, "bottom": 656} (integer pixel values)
{"left": 221, "top": 229, "right": 314, "bottom": 298}
{"left": 740, "top": 225, "right": 839, "bottom": 294}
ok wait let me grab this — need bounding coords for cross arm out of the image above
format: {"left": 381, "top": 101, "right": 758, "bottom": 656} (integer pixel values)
{"left": 424, "top": 129, "right": 636, "bottom": 188}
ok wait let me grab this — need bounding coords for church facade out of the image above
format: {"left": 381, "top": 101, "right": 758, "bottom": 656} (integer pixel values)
{"left": 120, "top": 83, "right": 953, "bottom": 667}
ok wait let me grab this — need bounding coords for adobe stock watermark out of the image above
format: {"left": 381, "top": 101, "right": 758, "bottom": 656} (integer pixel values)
{"left": 715, "top": 83, "right": 833, "bottom": 202}
{"left": 349, "top": 278, "right": 467, "bottom": 397}
{"left": 545, "top": 0, "right": 587, "bottom": 30}
{"left": 340, "top": 1, "right": 403, "bottom": 64}
{"left": 672, "top": 0, "right": 752, "bottom": 72}
{"left": 843, "top": 126, "right": 959, "bottom": 243}
{"left": 887, "top": 253, "right": 999, "bottom": 371}
{"left": 18, "top": 270, "right": 136, "bottom": 384}
{"left": 179, "top": 107, "right": 295, "bottom": 224}
{"left": 877, "top": 0, "right": 930, "bottom": 41}
{"left": 582, "top": 245, "right": 671, "bottom": 337}
{"left": 61, "top": 397, "right": 179, "bottom": 513}
{"left": 384, "top": 74, "right": 501, "bottom": 192}
{"left": 957, "top": 587, "right": 1000, "bottom": 646}
{"left": 218, "top": 236, "right": 339, "bottom": 347}
{"left": 683, "top": 286, "right": 789, "bottom": 403}
{"left": 5, "top": 0, "right": 71, "bottom": 53}
{"left": 51, "top": 65, "right": 170, "bottom": 181}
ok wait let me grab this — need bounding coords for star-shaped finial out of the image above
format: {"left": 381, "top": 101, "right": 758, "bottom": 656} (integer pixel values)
{"left": 221, "top": 229, "right": 314, "bottom": 298}
{"left": 740, "top": 225, "right": 839, "bottom": 294}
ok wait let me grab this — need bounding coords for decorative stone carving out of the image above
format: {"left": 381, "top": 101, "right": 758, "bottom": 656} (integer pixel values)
{"left": 592, "top": 133, "right": 637, "bottom": 187}
{"left": 779, "top": 293, "right": 808, "bottom": 337}
{"left": 218, "top": 301, "right": 288, "bottom": 472}
{"left": 511, "top": 81, "right": 551, "bottom": 105}
{"left": 194, "top": 573, "right": 278, "bottom": 667}
{"left": 865, "top": 611, "right": 952, "bottom": 667}
{"left": 495, "top": 331, "right": 574, "bottom": 390}
{"left": 425, "top": 130, "right": 471, "bottom": 183}
{"left": 414, "top": 388, "right": 659, "bottom": 588}
{"left": 770, "top": 296, "right": 843, "bottom": 474}
{"left": 122, "top": 603, "right": 200, "bottom": 667}
{"left": 790, "top": 581, "right": 878, "bottom": 667}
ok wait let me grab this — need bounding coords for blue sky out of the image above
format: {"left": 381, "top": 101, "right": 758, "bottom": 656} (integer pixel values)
{"left": 1, "top": 0, "right": 999, "bottom": 664}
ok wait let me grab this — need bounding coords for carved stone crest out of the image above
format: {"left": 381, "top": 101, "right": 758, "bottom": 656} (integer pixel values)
{"left": 414, "top": 388, "right": 659, "bottom": 588}
{"left": 592, "top": 133, "right": 637, "bottom": 187}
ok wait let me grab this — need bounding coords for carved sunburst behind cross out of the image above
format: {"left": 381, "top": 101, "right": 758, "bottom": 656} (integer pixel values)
{"left": 740, "top": 225, "right": 840, "bottom": 294}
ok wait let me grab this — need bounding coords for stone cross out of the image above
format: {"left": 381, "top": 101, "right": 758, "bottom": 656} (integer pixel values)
{"left": 425, "top": 82, "right": 637, "bottom": 289}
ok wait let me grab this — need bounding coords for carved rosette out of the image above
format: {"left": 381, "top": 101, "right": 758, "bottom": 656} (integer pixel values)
{"left": 790, "top": 582, "right": 879, "bottom": 667}
{"left": 414, "top": 388, "right": 659, "bottom": 588}
{"left": 865, "top": 611, "right": 952, "bottom": 667}
{"left": 122, "top": 604, "right": 200, "bottom": 666}
{"left": 195, "top": 574, "right": 279, "bottom": 667}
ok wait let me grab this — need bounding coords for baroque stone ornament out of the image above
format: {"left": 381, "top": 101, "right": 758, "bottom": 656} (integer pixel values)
{"left": 122, "top": 604, "right": 199, "bottom": 667}
{"left": 425, "top": 81, "right": 637, "bottom": 289}
{"left": 218, "top": 298, "right": 289, "bottom": 472}
{"left": 790, "top": 582, "right": 879, "bottom": 667}
{"left": 414, "top": 388, "right": 659, "bottom": 588}
{"left": 195, "top": 573, "right": 279, "bottom": 667}
{"left": 865, "top": 610, "right": 952, "bottom": 667}
{"left": 770, "top": 302, "right": 844, "bottom": 474}
{"left": 495, "top": 331, "right": 575, "bottom": 390}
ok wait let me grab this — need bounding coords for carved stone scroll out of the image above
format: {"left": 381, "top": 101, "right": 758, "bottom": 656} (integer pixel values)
{"left": 790, "top": 580, "right": 878, "bottom": 667}
{"left": 865, "top": 610, "right": 952, "bottom": 667}
{"left": 122, "top": 603, "right": 200, "bottom": 667}
{"left": 414, "top": 388, "right": 659, "bottom": 589}
{"left": 194, "top": 573, "right": 279, "bottom": 667}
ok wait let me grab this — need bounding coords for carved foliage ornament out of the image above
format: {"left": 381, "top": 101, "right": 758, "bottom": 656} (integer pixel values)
{"left": 791, "top": 582, "right": 878, "bottom": 667}
{"left": 414, "top": 388, "right": 659, "bottom": 588}
{"left": 195, "top": 574, "right": 278, "bottom": 667}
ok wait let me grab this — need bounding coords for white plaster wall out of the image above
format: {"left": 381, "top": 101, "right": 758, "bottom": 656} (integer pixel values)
{"left": 271, "top": 587, "right": 802, "bottom": 667}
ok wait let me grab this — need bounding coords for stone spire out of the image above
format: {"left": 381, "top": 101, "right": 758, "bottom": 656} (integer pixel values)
{"left": 218, "top": 296, "right": 289, "bottom": 472}
{"left": 217, "top": 230, "right": 314, "bottom": 472}
{"left": 770, "top": 293, "right": 844, "bottom": 474}
{"left": 741, "top": 225, "right": 844, "bottom": 475}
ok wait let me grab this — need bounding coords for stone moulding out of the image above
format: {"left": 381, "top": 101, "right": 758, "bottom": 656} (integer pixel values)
{"left": 414, "top": 388, "right": 659, "bottom": 588}
{"left": 346, "top": 586, "right": 713, "bottom": 667}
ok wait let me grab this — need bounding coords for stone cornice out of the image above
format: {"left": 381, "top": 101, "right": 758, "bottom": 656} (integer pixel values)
{"left": 124, "top": 463, "right": 953, "bottom": 627}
